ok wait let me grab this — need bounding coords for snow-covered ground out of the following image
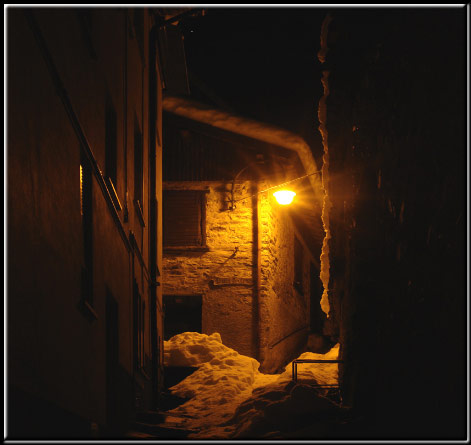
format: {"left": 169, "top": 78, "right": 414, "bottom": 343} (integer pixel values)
{"left": 163, "top": 332, "right": 341, "bottom": 439}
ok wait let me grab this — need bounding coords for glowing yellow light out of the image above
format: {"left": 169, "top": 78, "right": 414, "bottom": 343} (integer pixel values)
{"left": 80, "top": 164, "right": 83, "bottom": 216}
{"left": 273, "top": 190, "right": 296, "bottom": 205}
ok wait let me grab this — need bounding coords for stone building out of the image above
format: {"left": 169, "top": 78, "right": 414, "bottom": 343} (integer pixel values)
{"left": 7, "top": 8, "right": 166, "bottom": 437}
{"left": 161, "top": 96, "right": 326, "bottom": 373}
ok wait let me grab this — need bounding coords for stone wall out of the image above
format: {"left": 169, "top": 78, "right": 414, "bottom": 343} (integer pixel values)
{"left": 163, "top": 181, "right": 257, "bottom": 358}
{"left": 163, "top": 179, "right": 317, "bottom": 371}
{"left": 259, "top": 184, "right": 314, "bottom": 372}
{"left": 320, "top": 9, "right": 466, "bottom": 438}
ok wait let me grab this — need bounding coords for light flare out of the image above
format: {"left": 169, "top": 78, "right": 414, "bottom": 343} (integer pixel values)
{"left": 273, "top": 190, "right": 296, "bottom": 205}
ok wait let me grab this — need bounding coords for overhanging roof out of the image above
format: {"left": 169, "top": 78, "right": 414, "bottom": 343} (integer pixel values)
{"left": 163, "top": 95, "right": 324, "bottom": 210}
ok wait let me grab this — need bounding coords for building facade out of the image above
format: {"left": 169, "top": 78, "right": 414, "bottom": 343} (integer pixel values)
{"left": 161, "top": 97, "right": 326, "bottom": 373}
{"left": 7, "top": 8, "right": 164, "bottom": 437}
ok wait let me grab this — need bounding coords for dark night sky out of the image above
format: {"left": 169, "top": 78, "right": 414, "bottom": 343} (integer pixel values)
{"left": 179, "top": 8, "right": 329, "bottom": 164}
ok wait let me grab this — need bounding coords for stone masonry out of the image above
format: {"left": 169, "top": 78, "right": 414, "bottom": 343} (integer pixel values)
{"left": 163, "top": 179, "right": 318, "bottom": 372}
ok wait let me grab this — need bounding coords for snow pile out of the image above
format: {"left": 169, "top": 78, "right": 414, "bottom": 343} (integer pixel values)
{"left": 275, "top": 346, "right": 340, "bottom": 387}
{"left": 164, "top": 332, "right": 262, "bottom": 433}
{"left": 228, "top": 381, "right": 339, "bottom": 438}
{"left": 163, "top": 332, "right": 340, "bottom": 439}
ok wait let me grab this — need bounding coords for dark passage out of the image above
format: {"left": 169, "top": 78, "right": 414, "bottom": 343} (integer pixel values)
{"left": 6, "top": 6, "right": 467, "bottom": 441}
{"left": 310, "top": 262, "right": 325, "bottom": 334}
{"left": 163, "top": 295, "right": 203, "bottom": 340}
{"left": 106, "top": 291, "right": 119, "bottom": 433}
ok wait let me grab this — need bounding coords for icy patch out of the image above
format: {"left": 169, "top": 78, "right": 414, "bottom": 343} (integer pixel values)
{"left": 163, "top": 332, "right": 340, "bottom": 438}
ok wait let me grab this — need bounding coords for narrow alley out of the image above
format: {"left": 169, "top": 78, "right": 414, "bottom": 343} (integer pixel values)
{"left": 5, "top": 5, "right": 467, "bottom": 441}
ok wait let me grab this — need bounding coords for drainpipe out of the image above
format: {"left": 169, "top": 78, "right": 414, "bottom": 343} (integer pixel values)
{"left": 251, "top": 182, "right": 264, "bottom": 365}
{"left": 148, "top": 21, "right": 160, "bottom": 409}
{"left": 123, "top": 11, "right": 129, "bottom": 222}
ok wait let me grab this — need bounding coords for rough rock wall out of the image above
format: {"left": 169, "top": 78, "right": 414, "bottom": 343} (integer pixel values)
{"left": 259, "top": 186, "right": 312, "bottom": 372}
{"left": 321, "top": 9, "right": 466, "bottom": 438}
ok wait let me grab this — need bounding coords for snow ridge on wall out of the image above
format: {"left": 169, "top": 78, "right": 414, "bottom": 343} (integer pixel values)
{"left": 317, "top": 15, "right": 333, "bottom": 317}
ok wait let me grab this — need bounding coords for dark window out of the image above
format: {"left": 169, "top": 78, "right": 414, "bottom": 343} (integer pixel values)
{"left": 157, "top": 21, "right": 190, "bottom": 95}
{"left": 105, "top": 95, "right": 121, "bottom": 211}
{"left": 133, "top": 9, "right": 144, "bottom": 61}
{"left": 133, "top": 279, "right": 145, "bottom": 371}
{"left": 163, "top": 295, "right": 202, "bottom": 340}
{"left": 294, "top": 236, "right": 304, "bottom": 295}
{"left": 134, "top": 117, "right": 144, "bottom": 225}
{"left": 310, "top": 262, "right": 326, "bottom": 333}
{"left": 163, "top": 190, "right": 207, "bottom": 248}
{"left": 106, "top": 289, "right": 119, "bottom": 427}
{"left": 163, "top": 128, "right": 240, "bottom": 181}
{"left": 80, "top": 152, "right": 94, "bottom": 308}
{"left": 76, "top": 9, "right": 96, "bottom": 59}
{"left": 105, "top": 94, "right": 118, "bottom": 187}
{"left": 141, "top": 300, "right": 146, "bottom": 370}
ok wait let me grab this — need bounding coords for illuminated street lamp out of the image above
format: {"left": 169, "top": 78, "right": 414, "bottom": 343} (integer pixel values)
{"left": 273, "top": 190, "right": 296, "bottom": 205}
{"left": 229, "top": 170, "right": 320, "bottom": 210}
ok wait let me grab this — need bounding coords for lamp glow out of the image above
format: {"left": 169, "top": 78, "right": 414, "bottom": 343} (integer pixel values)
{"left": 273, "top": 190, "right": 296, "bottom": 205}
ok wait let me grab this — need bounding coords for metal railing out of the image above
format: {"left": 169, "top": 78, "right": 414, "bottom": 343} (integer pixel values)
{"left": 292, "top": 359, "right": 343, "bottom": 384}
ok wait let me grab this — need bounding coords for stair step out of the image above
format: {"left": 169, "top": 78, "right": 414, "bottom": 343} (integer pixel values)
{"left": 125, "top": 430, "right": 156, "bottom": 439}
{"left": 131, "top": 421, "right": 198, "bottom": 438}
{"left": 135, "top": 410, "right": 166, "bottom": 424}
{"left": 164, "top": 366, "right": 198, "bottom": 389}
{"left": 159, "top": 390, "right": 190, "bottom": 410}
{"left": 163, "top": 412, "right": 196, "bottom": 419}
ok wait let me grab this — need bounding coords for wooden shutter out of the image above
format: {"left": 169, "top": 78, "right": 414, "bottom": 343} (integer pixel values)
{"left": 163, "top": 190, "right": 205, "bottom": 247}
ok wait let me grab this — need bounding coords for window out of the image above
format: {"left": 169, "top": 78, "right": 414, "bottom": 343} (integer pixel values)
{"left": 134, "top": 117, "right": 144, "bottom": 226}
{"left": 294, "top": 236, "right": 304, "bottom": 295}
{"left": 80, "top": 152, "right": 97, "bottom": 320}
{"left": 105, "top": 94, "right": 121, "bottom": 211}
{"left": 163, "top": 295, "right": 202, "bottom": 340}
{"left": 163, "top": 190, "right": 207, "bottom": 250}
{"left": 133, "top": 9, "right": 144, "bottom": 61}
{"left": 133, "top": 279, "right": 145, "bottom": 371}
{"left": 310, "top": 262, "right": 326, "bottom": 333}
{"left": 105, "top": 288, "right": 119, "bottom": 426}
{"left": 76, "top": 9, "right": 96, "bottom": 59}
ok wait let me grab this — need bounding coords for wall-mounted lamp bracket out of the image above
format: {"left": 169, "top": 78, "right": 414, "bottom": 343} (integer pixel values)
{"left": 228, "top": 156, "right": 265, "bottom": 210}
{"left": 154, "top": 9, "right": 205, "bottom": 28}
{"left": 228, "top": 170, "right": 321, "bottom": 210}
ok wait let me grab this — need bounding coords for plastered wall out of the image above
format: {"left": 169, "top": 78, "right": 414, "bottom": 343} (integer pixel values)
{"left": 7, "top": 8, "right": 162, "bottom": 436}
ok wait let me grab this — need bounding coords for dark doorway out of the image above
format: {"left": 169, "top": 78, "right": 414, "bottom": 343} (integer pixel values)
{"left": 163, "top": 295, "right": 202, "bottom": 340}
{"left": 105, "top": 289, "right": 119, "bottom": 433}
{"left": 310, "top": 262, "right": 325, "bottom": 333}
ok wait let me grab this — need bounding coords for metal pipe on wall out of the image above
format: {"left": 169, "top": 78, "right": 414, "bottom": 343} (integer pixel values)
{"left": 251, "top": 182, "right": 264, "bottom": 365}
{"left": 148, "top": 20, "right": 160, "bottom": 409}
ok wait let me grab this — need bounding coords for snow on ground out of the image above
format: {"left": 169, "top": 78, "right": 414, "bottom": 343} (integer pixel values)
{"left": 163, "top": 332, "right": 340, "bottom": 439}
